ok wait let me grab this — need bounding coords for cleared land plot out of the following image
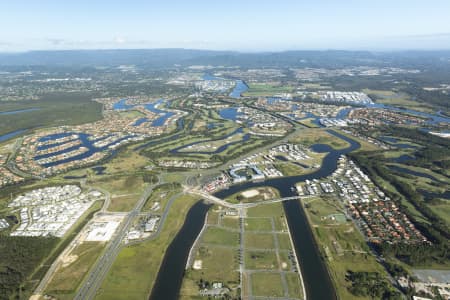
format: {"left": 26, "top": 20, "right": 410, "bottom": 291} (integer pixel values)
{"left": 247, "top": 203, "right": 287, "bottom": 232}
{"left": 201, "top": 226, "right": 239, "bottom": 246}
{"left": 190, "top": 245, "right": 239, "bottom": 284}
{"left": 277, "top": 233, "right": 292, "bottom": 250}
{"left": 286, "top": 273, "right": 304, "bottom": 299}
{"left": 245, "top": 233, "right": 275, "bottom": 249}
{"left": 108, "top": 194, "right": 139, "bottom": 212}
{"left": 250, "top": 272, "right": 284, "bottom": 297}
{"left": 90, "top": 175, "right": 145, "bottom": 196}
{"left": 245, "top": 250, "right": 278, "bottom": 270}
{"left": 206, "top": 210, "right": 219, "bottom": 225}
{"left": 221, "top": 216, "right": 240, "bottom": 230}
{"left": 245, "top": 218, "right": 273, "bottom": 232}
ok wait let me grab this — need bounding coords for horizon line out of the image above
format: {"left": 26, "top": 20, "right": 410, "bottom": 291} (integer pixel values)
{"left": 2, "top": 47, "right": 450, "bottom": 55}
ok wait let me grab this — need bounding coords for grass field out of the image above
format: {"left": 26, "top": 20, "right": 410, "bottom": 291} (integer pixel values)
{"left": 250, "top": 272, "right": 284, "bottom": 297}
{"left": 277, "top": 233, "right": 292, "bottom": 250}
{"left": 45, "top": 242, "right": 105, "bottom": 299}
{"left": 245, "top": 233, "right": 275, "bottom": 249}
{"left": 245, "top": 250, "right": 278, "bottom": 270}
{"left": 0, "top": 93, "right": 103, "bottom": 136}
{"left": 102, "top": 148, "right": 150, "bottom": 174}
{"left": 108, "top": 194, "right": 140, "bottom": 212}
{"left": 221, "top": 216, "right": 240, "bottom": 230}
{"left": 89, "top": 174, "right": 145, "bottom": 197}
{"left": 201, "top": 227, "right": 239, "bottom": 246}
{"left": 289, "top": 128, "right": 350, "bottom": 150}
{"left": 180, "top": 204, "right": 241, "bottom": 299}
{"left": 243, "top": 83, "right": 294, "bottom": 97}
{"left": 95, "top": 194, "right": 200, "bottom": 300}
{"left": 285, "top": 273, "right": 304, "bottom": 298}
{"left": 142, "top": 183, "right": 182, "bottom": 212}
{"left": 245, "top": 218, "right": 273, "bottom": 232}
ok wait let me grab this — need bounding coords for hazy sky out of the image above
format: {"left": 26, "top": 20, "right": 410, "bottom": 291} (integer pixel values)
{"left": 1, "top": 0, "right": 450, "bottom": 52}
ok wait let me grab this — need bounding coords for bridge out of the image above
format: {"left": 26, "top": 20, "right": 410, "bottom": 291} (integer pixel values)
{"left": 185, "top": 187, "right": 312, "bottom": 209}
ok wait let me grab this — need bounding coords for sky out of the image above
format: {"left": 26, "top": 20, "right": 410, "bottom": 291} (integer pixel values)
{"left": 1, "top": 0, "right": 450, "bottom": 52}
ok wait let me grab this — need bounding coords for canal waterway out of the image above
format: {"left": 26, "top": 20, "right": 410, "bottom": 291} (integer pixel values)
{"left": 0, "top": 129, "right": 27, "bottom": 143}
{"left": 229, "top": 80, "right": 249, "bottom": 98}
{"left": 113, "top": 98, "right": 174, "bottom": 127}
{"left": 388, "top": 165, "right": 445, "bottom": 183}
{"left": 33, "top": 132, "right": 131, "bottom": 168}
{"left": 0, "top": 108, "right": 41, "bottom": 115}
{"left": 149, "top": 201, "right": 211, "bottom": 300}
{"left": 212, "top": 129, "right": 359, "bottom": 300}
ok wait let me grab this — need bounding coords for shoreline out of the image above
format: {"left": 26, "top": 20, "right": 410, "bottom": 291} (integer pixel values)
{"left": 285, "top": 205, "right": 308, "bottom": 300}
{"left": 185, "top": 210, "right": 209, "bottom": 269}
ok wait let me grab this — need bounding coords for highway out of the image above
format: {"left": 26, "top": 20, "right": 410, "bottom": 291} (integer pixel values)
{"left": 74, "top": 179, "right": 158, "bottom": 300}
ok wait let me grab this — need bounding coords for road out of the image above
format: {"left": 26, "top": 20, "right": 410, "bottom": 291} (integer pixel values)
{"left": 74, "top": 178, "right": 159, "bottom": 300}
{"left": 186, "top": 187, "right": 311, "bottom": 209}
{"left": 32, "top": 181, "right": 110, "bottom": 296}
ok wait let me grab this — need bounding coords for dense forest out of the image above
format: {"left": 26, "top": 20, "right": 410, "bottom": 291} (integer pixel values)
{"left": 0, "top": 236, "right": 58, "bottom": 299}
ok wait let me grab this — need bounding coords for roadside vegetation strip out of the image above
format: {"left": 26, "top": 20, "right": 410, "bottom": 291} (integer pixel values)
{"left": 44, "top": 242, "right": 106, "bottom": 299}
{"left": 95, "top": 194, "right": 200, "bottom": 300}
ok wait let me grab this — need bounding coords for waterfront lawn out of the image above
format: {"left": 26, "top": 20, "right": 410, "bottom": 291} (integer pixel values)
{"left": 45, "top": 242, "right": 105, "bottom": 298}
{"left": 276, "top": 233, "right": 292, "bottom": 250}
{"left": 95, "top": 194, "right": 199, "bottom": 300}
{"left": 245, "top": 233, "right": 275, "bottom": 250}
{"left": 285, "top": 273, "right": 304, "bottom": 299}
{"left": 245, "top": 250, "right": 278, "bottom": 270}
{"left": 206, "top": 210, "right": 219, "bottom": 226}
{"left": 333, "top": 129, "right": 380, "bottom": 152}
{"left": 250, "top": 272, "right": 284, "bottom": 297}
{"left": 201, "top": 226, "right": 239, "bottom": 246}
{"left": 298, "top": 118, "right": 320, "bottom": 128}
{"left": 274, "top": 162, "right": 306, "bottom": 177}
{"left": 245, "top": 218, "right": 273, "bottom": 232}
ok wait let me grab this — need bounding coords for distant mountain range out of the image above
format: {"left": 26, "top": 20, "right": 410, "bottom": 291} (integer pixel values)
{"left": 1, "top": 48, "right": 450, "bottom": 69}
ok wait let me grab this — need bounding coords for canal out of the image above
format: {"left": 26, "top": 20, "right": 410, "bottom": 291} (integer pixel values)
{"left": 148, "top": 129, "right": 360, "bottom": 300}
{"left": 214, "top": 129, "right": 360, "bottom": 300}
{"left": 149, "top": 201, "right": 211, "bottom": 300}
